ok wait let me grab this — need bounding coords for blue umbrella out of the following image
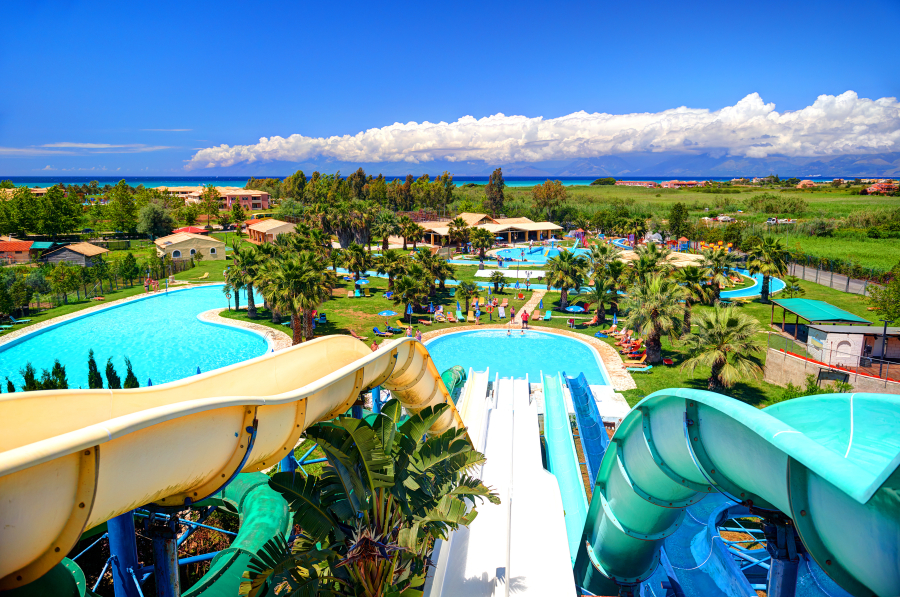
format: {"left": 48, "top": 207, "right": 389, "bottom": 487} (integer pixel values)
{"left": 406, "top": 303, "right": 413, "bottom": 314}
{"left": 356, "top": 279, "right": 370, "bottom": 285}
{"left": 476, "top": 309, "right": 481, "bottom": 318}
{"left": 456, "top": 301, "right": 460, "bottom": 311}
{"left": 378, "top": 310, "right": 397, "bottom": 317}
{"left": 515, "top": 281, "right": 520, "bottom": 289}
{"left": 539, "top": 298, "right": 543, "bottom": 309}
{"left": 613, "top": 313, "right": 618, "bottom": 326}
{"left": 196, "top": 366, "right": 201, "bottom": 375}
{"left": 565, "top": 305, "right": 585, "bottom": 313}
{"left": 428, "top": 303, "right": 434, "bottom": 313}
{"left": 495, "top": 236, "right": 505, "bottom": 240}
{"left": 147, "top": 378, "right": 153, "bottom": 386}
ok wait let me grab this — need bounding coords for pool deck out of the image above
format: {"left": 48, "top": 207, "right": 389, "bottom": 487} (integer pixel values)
{"left": 420, "top": 324, "right": 637, "bottom": 392}
{"left": 198, "top": 308, "right": 293, "bottom": 351}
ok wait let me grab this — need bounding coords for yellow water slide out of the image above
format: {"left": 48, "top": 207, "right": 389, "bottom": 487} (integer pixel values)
{"left": 0, "top": 335, "right": 464, "bottom": 590}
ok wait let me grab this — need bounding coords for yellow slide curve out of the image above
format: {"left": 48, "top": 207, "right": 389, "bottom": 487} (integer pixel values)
{"left": 0, "top": 335, "right": 465, "bottom": 590}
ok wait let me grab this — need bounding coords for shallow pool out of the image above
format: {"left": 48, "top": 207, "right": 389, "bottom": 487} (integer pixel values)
{"left": 0, "top": 285, "right": 269, "bottom": 389}
{"left": 426, "top": 330, "right": 610, "bottom": 385}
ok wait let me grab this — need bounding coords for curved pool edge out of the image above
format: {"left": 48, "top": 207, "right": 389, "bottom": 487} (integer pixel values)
{"left": 196, "top": 308, "right": 292, "bottom": 352}
{"left": 422, "top": 325, "right": 636, "bottom": 391}
{"left": 0, "top": 283, "right": 221, "bottom": 351}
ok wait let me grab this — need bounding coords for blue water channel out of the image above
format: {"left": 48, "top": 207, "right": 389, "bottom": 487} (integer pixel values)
{"left": 426, "top": 329, "right": 611, "bottom": 385}
{"left": 0, "top": 285, "right": 269, "bottom": 389}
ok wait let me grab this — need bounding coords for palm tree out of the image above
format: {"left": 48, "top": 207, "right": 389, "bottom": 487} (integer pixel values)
{"left": 391, "top": 275, "right": 428, "bottom": 312}
{"left": 747, "top": 237, "right": 788, "bottom": 304}
{"left": 606, "top": 260, "right": 627, "bottom": 314}
{"left": 673, "top": 265, "right": 712, "bottom": 332}
{"left": 372, "top": 210, "right": 400, "bottom": 250}
{"left": 448, "top": 217, "right": 470, "bottom": 249}
{"left": 259, "top": 252, "right": 335, "bottom": 345}
{"left": 580, "top": 278, "right": 616, "bottom": 323}
{"left": 376, "top": 249, "right": 406, "bottom": 290}
{"left": 224, "top": 262, "right": 244, "bottom": 311}
{"left": 397, "top": 215, "right": 414, "bottom": 250}
{"left": 622, "top": 274, "right": 685, "bottom": 364}
{"left": 232, "top": 241, "right": 260, "bottom": 319}
{"left": 545, "top": 251, "right": 588, "bottom": 308}
{"left": 454, "top": 281, "right": 479, "bottom": 312}
{"left": 588, "top": 244, "right": 621, "bottom": 279}
{"left": 701, "top": 246, "right": 740, "bottom": 304}
{"left": 680, "top": 305, "right": 763, "bottom": 391}
{"left": 344, "top": 243, "right": 372, "bottom": 281}
{"left": 469, "top": 227, "right": 494, "bottom": 261}
{"left": 413, "top": 250, "right": 441, "bottom": 296}
{"left": 406, "top": 223, "right": 425, "bottom": 250}
{"left": 489, "top": 270, "right": 507, "bottom": 293}
{"left": 434, "top": 257, "right": 456, "bottom": 291}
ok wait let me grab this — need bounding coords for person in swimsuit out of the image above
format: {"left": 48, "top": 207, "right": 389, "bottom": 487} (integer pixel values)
{"left": 415, "top": 328, "right": 422, "bottom": 342}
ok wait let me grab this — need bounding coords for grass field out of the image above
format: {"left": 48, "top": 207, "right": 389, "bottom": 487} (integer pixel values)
{"left": 776, "top": 234, "right": 900, "bottom": 271}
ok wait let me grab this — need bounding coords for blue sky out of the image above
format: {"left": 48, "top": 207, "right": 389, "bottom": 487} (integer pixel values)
{"left": 1, "top": 0, "right": 898, "bottom": 175}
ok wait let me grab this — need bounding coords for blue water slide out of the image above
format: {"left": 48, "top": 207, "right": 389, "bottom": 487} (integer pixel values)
{"left": 541, "top": 372, "right": 589, "bottom": 563}
{"left": 564, "top": 372, "right": 609, "bottom": 487}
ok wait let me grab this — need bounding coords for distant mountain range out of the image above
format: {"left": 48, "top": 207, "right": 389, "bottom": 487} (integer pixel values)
{"left": 187, "top": 152, "right": 900, "bottom": 178}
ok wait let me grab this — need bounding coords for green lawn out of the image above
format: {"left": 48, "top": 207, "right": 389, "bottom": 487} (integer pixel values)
{"left": 774, "top": 234, "right": 900, "bottom": 271}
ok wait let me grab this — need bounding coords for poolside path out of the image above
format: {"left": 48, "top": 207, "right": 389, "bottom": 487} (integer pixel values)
{"left": 420, "top": 323, "right": 636, "bottom": 392}
{"left": 520, "top": 290, "right": 547, "bottom": 316}
{"left": 199, "top": 308, "right": 293, "bottom": 351}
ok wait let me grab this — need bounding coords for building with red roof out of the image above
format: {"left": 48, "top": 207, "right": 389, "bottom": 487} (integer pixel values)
{"left": 0, "top": 240, "right": 33, "bottom": 264}
{"left": 171, "top": 226, "right": 209, "bottom": 235}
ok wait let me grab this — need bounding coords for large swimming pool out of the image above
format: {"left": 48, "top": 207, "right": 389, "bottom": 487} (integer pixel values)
{"left": 426, "top": 330, "right": 611, "bottom": 385}
{"left": 0, "top": 285, "right": 269, "bottom": 389}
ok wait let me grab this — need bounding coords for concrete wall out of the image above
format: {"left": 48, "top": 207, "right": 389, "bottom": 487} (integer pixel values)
{"left": 764, "top": 348, "right": 900, "bottom": 395}
{"left": 156, "top": 238, "right": 225, "bottom": 261}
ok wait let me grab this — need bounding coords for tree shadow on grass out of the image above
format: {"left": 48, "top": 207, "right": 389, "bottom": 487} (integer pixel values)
{"left": 718, "top": 381, "right": 770, "bottom": 407}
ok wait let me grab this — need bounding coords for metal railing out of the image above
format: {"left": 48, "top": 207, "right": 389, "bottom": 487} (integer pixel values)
{"left": 786, "top": 262, "right": 883, "bottom": 297}
{"left": 767, "top": 333, "right": 899, "bottom": 383}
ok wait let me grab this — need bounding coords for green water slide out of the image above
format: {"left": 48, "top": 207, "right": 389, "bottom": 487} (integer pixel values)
{"left": 441, "top": 366, "right": 467, "bottom": 404}
{"left": 573, "top": 389, "right": 900, "bottom": 597}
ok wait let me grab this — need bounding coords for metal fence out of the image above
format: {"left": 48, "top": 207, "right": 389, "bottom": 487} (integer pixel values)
{"left": 786, "top": 262, "right": 881, "bottom": 297}
{"left": 767, "top": 333, "right": 899, "bottom": 384}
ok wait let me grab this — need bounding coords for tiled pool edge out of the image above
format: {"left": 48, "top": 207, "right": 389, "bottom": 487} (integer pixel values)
{"left": 421, "top": 324, "right": 637, "bottom": 391}
{"left": 197, "top": 308, "right": 293, "bottom": 352}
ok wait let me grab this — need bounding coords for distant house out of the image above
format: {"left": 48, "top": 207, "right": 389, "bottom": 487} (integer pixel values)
{"left": 171, "top": 226, "right": 209, "bottom": 235}
{"left": 661, "top": 180, "right": 705, "bottom": 189}
{"left": 867, "top": 183, "right": 896, "bottom": 195}
{"left": 614, "top": 181, "right": 657, "bottom": 188}
{"left": 0, "top": 240, "right": 34, "bottom": 264}
{"left": 154, "top": 232, "right": 225, "bottom": 261}
{"left": 41, "top": 242, "right": 109, "bottom": 267}
{"left": 247, "top": 219, "right": 295, "bottom": 244}
{"left": 159, "top": 185, "right": 270, "bottom": 211}
{"left": 796, "top": 180, "right": 817, "bottom": 189}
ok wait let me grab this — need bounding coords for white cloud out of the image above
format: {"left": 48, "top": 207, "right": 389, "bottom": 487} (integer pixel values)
{"left": 2, "top": 143, "right": 173, "bottom": 156}
{"left": 41, "top": 165, "right": 55, "bottom": 170}
{"left": 186, "top": 91, "right": 900, "bottom": 169}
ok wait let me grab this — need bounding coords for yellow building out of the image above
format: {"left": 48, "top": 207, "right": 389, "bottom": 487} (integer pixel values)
{"left": 154, "top": 232, "right": 225, "bottom": 260}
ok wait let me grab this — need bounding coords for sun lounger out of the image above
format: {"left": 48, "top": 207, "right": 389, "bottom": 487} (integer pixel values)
{"left": 354, "top": 288, "right": 362, "bottom": 298}
{"left": 447, "top": 313, "right": 458, "bottom": 322}
{"left": 347, "top": 290, "right": 354, "bottom": 298}
{"left": 386, "top": 324, "right": 404, "bottom": 334}
{"left": 531, "top": 309, "right": 541, "bottom": 320}
{"left": 467, "top": 310, "right": 476, "bottom": 323}
{"left": 543, "top": 311, "right": 552, "bottom": 321}
{"left": 319, "top": 313, "right": 326, "bottom": 324}
{"left": 627, "top": 365, "right": 653, "bottom": 373}
{"left": 594, "top": 332, "right": 608, "bottom": 338}
{"left": 500, "top": 298, "right": 508, "bottom": 308}
{"left": 196, "top": 272, "right": 209, "bottom": 280}
{"left": 586, "top": 314, "right": 599, "bottom": 326}
{"left": 435, "top": 313, "right": 447, "bottom": 322}
{"left": 0, "top": 324, "right": 13, "bottom": 330}
{"left": 373, "top": 327, "right": 393, "bottom": 337}
{"left": 9, "top": 316, "right": 31, "bottom": 324}
{"left": 622, "top": 354, "right": 647, "bottom": 366}
{"left": 517, "top": 293, "right": 525, "bottom": 300}
{"left": 364, "top": 288, "right": 372, "bottom": 297}
{"left": 456, "top": 310, "right": 464, "bottom": 322}
{"left": 350, "top": 329, "right": 368, "bottom": 341}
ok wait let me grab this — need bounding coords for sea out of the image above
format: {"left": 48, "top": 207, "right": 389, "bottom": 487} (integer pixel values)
{"left": 2, "top": 175, "right": 837, "bottom": 189}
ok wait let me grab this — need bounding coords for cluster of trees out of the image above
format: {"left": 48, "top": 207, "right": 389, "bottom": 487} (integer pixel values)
{"left": 538, "top": 241, "right": 790, "bottom": 390}
{"left": 3, "top": 349, "right": 138, "bottom": 393}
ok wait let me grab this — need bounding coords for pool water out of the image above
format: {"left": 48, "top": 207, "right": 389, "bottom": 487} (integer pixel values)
{"left": 426, "top": 330, "right": 610, "bottom": 385}
{"left": 0, "top": 285, "right": 269, "bottom": 389}
{"left": 495, "top": 246, "right": 591, "bottom": 265}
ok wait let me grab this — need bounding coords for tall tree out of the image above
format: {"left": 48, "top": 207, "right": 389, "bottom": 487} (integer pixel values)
{"left": 531, "top": 179, "right": 567, "bottom": 221}
{"left": 680, "top": 305, "right": 763, "bottom": 391}
{"left": 376, "top": 249, "right": 407, "bottom": 290}
{"left": 673, "top": 265, "right": 712, "bottom": 333}
{"left": 123, "top": 357, "right": 140, "bottom": 389}
{"left": 107, "top": 181, "right": 138, "bottom": 233}
{"left": 453, "top": 281, "right": 479, "bottom": 312}
{"left": 230, "top": 201, "right": 247, "bottom": 235}
{"left": 747, "top": 237, "right": 788, "bottom": 304}
{"left": 545, "top": 251, "right": 588, "bottom": 308}
{"left": 344, "top": 242, "right": 372, "bottom": 280}
{"left": 448, "top": 217, "right": 469, "bottom": 249}
{"left": 105, "top": 358, "right": 122, "bottom": 389}
{"left": 87, "top": 349, "right": 104, "bottom": 388}
{"left": 280, "top": 170, "right": 307, "bottom": 198}
{"left": 469, "top": 227, "right": 494, "bottom": 261}
{"left": 136, "top": 203, "right": 175, "bottom": 239}
{"left": 667, "top": 202, "right": 691, "bottom": 240}
{"left": 372, "top": 210, "right": 400, "bottom": 250}
{"left": 701, "top": 246, "right": 740, "bottom": 304}
{"left": 40, "top": 185, "right": 81, "bottom": 237}
{"left": 198, "top": 184, "right": 221, "bottom": 229}
{"left": 233, "top": 241, "right": 261, "bottom": 318}
{"left": 485, "top": 168, "right": 506, "bottom": 217}
{"left": 622, "top": 274, "right": 685, "bottom": 364}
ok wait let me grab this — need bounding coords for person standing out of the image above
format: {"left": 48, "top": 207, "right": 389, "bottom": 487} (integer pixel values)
{"left": 415, "top": 328, "right": 422, "bottom": 342}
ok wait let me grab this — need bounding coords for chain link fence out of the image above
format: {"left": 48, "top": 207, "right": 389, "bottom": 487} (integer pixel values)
{"left": 786, "top": 262, "right": 881, "bottom": 296}
{"left": 767, "top": 333, "right": 899, "bottom": 384}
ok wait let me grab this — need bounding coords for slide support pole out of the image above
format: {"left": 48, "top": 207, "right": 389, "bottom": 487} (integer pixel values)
{"left": 148, "top": 514, "right": 180, "bottom": 597}
{"left": 763, "top": 516, "right": 801, "bottom": 597}
{"left": 107, "top": 511, "right": 141, "bottom": 597}
{"left": 372, "top": 386, "right": 382, "bottom": 414}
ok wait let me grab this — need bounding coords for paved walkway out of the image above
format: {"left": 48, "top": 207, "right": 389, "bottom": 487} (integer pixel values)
{"left": 198, "top": 308, "right": 293, "bottom": 351}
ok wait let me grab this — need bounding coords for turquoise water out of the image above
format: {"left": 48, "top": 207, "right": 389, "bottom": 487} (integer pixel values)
{"left": 496, "top": 246, "right": 591, "bottom": 264}
{"left": 0, "top": 286, "right": 269, "bottom": 389}
{"left": 426, "top": 330, "right": 610, "bottom": 385}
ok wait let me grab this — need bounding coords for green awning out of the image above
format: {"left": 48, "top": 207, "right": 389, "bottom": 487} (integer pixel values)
{"left": 29, "top": 242, "right": 54, "bottom": 249}
{"left": 771, "top": 298, "right": 871, "bottom": 325}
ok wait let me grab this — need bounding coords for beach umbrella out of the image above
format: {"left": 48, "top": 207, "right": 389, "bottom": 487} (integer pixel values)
{"left": 357, "top": 279, "right": 370, "bottom": 285}
{"left": 378, "top": 310, "right": 397, "bottom": 317}
{"left": 565, "top": 305, "right": 585, "bottom": 313}
{"left": 406, "top": 303, "right": 413, "bottom": 323}
{"left": 495, "top": 236, "right": 504, "bottom": 241}
{"left": 515, "top": 281, "right": 520, "bottom": 289}
{"left": 539, "top": 298, "right": 543, "bottom": 309}
{"left": 613, "top": 313, "right": 618, "bottom": 326}
{"left": 196, "top": 366, "right": 201, "bottom": 375}
{"left": 456, "top": 301, "right": 460, "bottom": 311}
{"left": 147, "top": 378, "right": 153, "bottom": 386}
{"left": 428, "top": 302, "right": 434, "bottom": 313}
